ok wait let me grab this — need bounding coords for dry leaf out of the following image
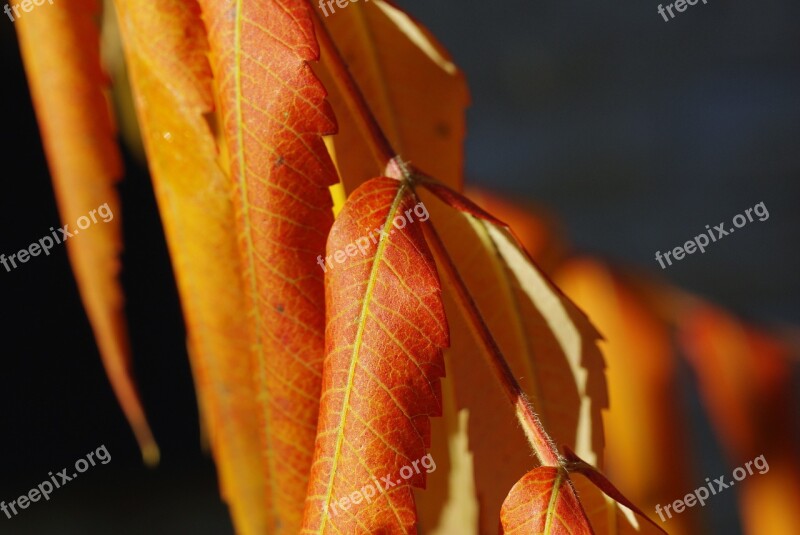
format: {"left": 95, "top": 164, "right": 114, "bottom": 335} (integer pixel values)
{"left": 14, "top": 0, "right": 156, "bottom": 462}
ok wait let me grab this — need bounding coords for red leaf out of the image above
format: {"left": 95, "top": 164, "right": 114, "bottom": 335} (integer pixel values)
{"left": 302, "top": 177, "right": 449, "bottom": 533}
{"left": 500, "top": 467, "right": 594, "bottom": 535}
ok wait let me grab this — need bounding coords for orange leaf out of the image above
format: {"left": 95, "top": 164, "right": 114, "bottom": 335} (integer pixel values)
{"left": 197, "top": 0, "right": 339, "bottom": 530}
{"left": 15, "top": 0, "right": 156, "bottom": 463}
{"left": 500, "top": 467, "right": 593, "bottom": 535}
{"left": 314, "top": 0, "right": 469, "bottom": 192}
{"left": 302, "top": 177, "right": 449, "bottom": 533}
{"left": 310, "top": 6, "right": 470, "bottom": 527}
{"left": 111, "top": 0, "right": 269, "bottom": 531}
{"left": 678, "top": 304, "right": 800, "bottom": 534}
{"left": 555, "top": 258, "right": 697, "bottom": 534}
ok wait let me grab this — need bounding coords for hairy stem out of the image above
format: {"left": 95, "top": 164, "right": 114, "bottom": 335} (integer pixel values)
{"left": 421, "top": 219, "right": 562, "bottom": 467}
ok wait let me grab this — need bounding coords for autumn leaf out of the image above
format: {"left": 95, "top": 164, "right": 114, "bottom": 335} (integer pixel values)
{"left": 413, "top": 177, "right": 608, "bottom": 531}
{"left": 500, "top": 466, "right": 593, "bottom": 535}
{"left": 501, "top": 448, "right": 667, "bottom": 534}
{"left": 302, "top": 176, "right": 449, "bottom": 533}
{"left": 309, "top": 4, "right": 473, "bottom": 529}
{"left": 312, "top": 0, "right": 469, "bottom": 192}
{"left": 14, "top": 0, "right": 157, "bottom": 463}
{"left": 312, "top": 5, "right": 608, "bottom": 528}
{"left": 110, "top": 0, "right": 269, "bottom": 532}
{"left": 678, "top": 304, "right": 800, "bottom": 534}
{"left": 196, "top": 0, "right": 340, "bottom": 530}
{"left": 555, "top": 258, "right": 698, "bottom": 534}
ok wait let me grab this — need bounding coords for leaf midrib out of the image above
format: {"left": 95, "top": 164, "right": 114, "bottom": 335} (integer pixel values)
{"left": 319, "top": 183, "right": 408, "bottom": 531}
{"left": 544, "top": 470, "right": 564, "bottom": 534}
{"left": 232, "top": 0, "right": 279, "bottom": 526}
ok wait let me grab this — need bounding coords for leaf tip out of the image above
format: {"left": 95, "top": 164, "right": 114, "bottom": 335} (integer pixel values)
{"left": 141, "top": 441, "right": 161, "bottom": 468}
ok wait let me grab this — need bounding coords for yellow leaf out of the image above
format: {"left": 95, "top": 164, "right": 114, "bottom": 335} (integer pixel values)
{"left": 111, "top": 0, "right": 268, "bottom": 531}
{"left": 314, "top": 0, "right": 469, "bottom": 192}
{"left": 416, "top": 181, "right": 608, "bottom": 532}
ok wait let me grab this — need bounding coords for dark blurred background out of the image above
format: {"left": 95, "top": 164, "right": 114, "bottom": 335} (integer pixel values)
{"left": 1, "top": 0, "right": 798, "bottom": 533}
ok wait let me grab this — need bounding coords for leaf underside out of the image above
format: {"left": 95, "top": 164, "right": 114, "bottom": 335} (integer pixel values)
{"left": 500, "top": 467, "right": 594, "bottom": 535}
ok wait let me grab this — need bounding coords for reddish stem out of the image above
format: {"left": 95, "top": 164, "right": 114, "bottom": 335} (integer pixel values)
{"left": 421, "top": 220, "right": 562, "bottom": 467}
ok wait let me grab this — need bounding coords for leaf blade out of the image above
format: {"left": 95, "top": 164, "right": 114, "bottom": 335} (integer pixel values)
{"left": 197, "top": 0, "right": 339, "bottom": 529}
{"left": 302, "top": 177, "right": 449, "bottom": 533}
{"left": 15, "top": 0, "right": 156, "bottom": 462}
{"left": 500, "top": 467, "right": 594, "bottom": 535}
{"left": 110, "top": 0, "right": 270, "bottom": 531}
{"left": 314, "top": 0, "right": 469, "bottom": 192}
{"left": 416, "top": 180, "right": 608, "bottom": 531}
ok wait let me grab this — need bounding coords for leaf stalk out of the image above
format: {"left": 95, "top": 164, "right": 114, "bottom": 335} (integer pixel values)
{"left": 420, "top": 219, "right": 563, "bottom": 467}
